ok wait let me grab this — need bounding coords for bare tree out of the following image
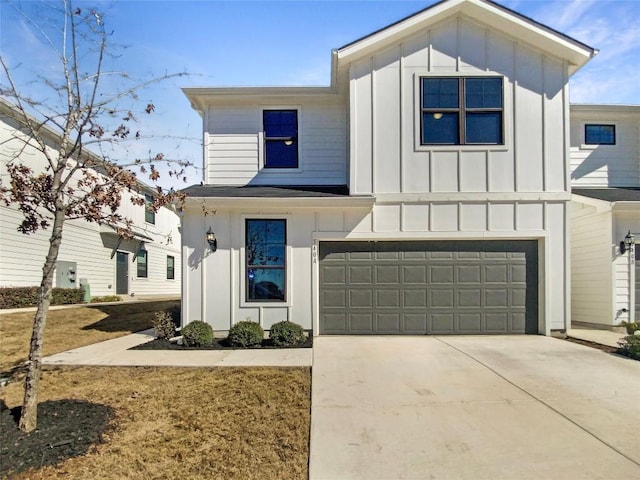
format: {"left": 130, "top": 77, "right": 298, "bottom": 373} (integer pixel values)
{"left": 0, "top": 0, "right": 190, "bottom": 432}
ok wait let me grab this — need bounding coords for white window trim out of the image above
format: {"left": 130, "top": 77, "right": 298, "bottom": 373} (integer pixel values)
{"left": 413, "top": 73, "right": 511, "bottom": 153}
{"left": 258, "top": 106, "right": 304, "bottom": 174}
{"left": 580, "top": 121, "right": 618, "bottom": 150}
{"left": 239, "top": 213, "right": 292, "bottom": 308}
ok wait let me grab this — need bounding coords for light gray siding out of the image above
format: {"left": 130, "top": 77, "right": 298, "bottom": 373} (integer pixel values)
{"left": 205, "top": 98, "right": 347, "bottom": 186}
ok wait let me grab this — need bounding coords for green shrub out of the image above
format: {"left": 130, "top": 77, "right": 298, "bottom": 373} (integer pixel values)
{"left": 181, "top": 320, "right": 214, "bottom": 347}
{"left": 269, "top": 320, "right": 306, "bottom": 347}
{"left": 90, "top": 295, "right": 122, "bottom": 303}
{"left": 0, "top": 286, "right": 83, "bottom": 309}
{"left": 617, "top": 333, "right": 640, "bottom": 360}
{"left": 153, "top": 311, "right": 177, "bottom": 340}
{"left": 228, "top": 320, "right": 264, "bottom": 348}
{"left": 620, "top": 321, "right": 640, "bottom": 335}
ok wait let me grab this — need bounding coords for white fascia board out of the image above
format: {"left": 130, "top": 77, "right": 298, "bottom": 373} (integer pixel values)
{"left": 337, "top": 0, "right": 595, "bottom": 74}
{"left": 612, "top": 202, "right": 640, "bottom": 212}
{"left": 183, "top": 196, "right": 375, "bottom": 209}
{"left": 571, "top": 193, "right": 612, "bottom": 213}
{"left": 375, "top": 192, "right": 571, "bottom": 203}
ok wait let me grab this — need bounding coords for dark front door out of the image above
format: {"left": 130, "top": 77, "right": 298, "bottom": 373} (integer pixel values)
{"left": 116, "top": 252, "right": 129, "bottom": 295}
{"left": 319, "top": 240, "right": 538, "bottom": 335}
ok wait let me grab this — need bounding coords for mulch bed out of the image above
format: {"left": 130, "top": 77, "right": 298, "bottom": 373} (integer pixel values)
{"left": 0, "top": 399, "right": 115, "bottom": 478}
{"left": 131, "top": 335, "right": 313, "bottom": 351}
{"left": 563, "top": 336, "right": 619, "bottom": 354}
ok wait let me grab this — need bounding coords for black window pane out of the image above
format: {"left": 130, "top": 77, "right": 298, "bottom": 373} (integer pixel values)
{"left": 137, "top": 251, "right": 148, "bottom": 278}
{"left": 585, "top": 124, "right": 615, "bottom": 145}
{"left": 422, "top": 78, "right": 459, "bottom": 108}
{"left": 466, "top": 112, "right": 502, "bottom": 144}
{"left": 465, "top": 78, "right": 503, "bottom": 108}
{"left": 247, "top": 220, "right": 285, "bottom": 246}
{"left": 247, "top": 268, "right": 285, "bottom": 300}
{"left": 264, "top": 110, "right": 297, "bottom": 138}
{"left": 422, "top": 112, "right": 459, "bottom": 144}
{"left": 265, "top": 140, "right": 298, "bottom": 168}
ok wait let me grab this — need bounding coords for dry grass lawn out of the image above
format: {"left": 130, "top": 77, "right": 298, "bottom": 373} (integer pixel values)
{"left": 0, "top": 300, "right": 179, "bottom": 373}
{"left": 2, "top": 366, "right": 311, "bottom": 479}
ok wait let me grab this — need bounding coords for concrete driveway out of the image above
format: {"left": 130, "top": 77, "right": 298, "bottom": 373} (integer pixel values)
{"left": 309, "top": 336, "right": 640, "bottom": 479}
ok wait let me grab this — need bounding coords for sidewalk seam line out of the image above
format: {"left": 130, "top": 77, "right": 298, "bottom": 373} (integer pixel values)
{"left": 434, "top": 336, "right": 640, "bottom": 469}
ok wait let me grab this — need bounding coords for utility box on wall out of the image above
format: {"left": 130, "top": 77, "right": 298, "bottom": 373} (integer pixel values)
{"left": 56, "top": 261, "right": 77, "bottom": 288}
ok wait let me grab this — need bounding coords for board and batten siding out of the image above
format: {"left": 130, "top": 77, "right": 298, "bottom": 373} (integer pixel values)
{"left": 569, "top": 205, "right": 614, "bottom": 325}
{"left": 569, "top": 108, "right": 640, "bottom": 187}
{"left": 183, "top": 198, "right": 566, "bottom": 332}
{"left": 204, "top": 98, "right": 347, "bottom": 186}
{"left": 348, "top": 16, "right": 569, "bottom": 195}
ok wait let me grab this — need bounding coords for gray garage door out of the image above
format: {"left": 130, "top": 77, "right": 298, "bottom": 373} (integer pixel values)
{"left": 319, "top": 241, "right": 538, "bottom": 335}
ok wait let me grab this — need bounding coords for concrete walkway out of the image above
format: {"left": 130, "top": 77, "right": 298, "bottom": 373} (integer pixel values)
{"left": 43, "top": 329, "right": 312, "bottom": 367}
{"left": 567, "top": 327, "right": 627, "bottom": 348}
{"left": 309, "top": 336, "right": 640, "bottom": 480}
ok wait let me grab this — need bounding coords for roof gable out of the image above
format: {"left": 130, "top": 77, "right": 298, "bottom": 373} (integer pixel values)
{"left": 337, "top": 0, "right": 596, "bottom": 75}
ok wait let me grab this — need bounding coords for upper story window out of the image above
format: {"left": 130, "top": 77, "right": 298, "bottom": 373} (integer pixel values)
{"left": 263, "top": 110, "right": 298, "bottom": 168}
{"left": 420, "top": 77, "right": 503, "bottom": 145}
{"left": 585, "top": 124, "right": 615, "bottom": 145}
{"left": 246, "top": 219, "right": 286, "bottom": 302}
{"left": 144, "top": 193, "right": 155, "bottom": 224}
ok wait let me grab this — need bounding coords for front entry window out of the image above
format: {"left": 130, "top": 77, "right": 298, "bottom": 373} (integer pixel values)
{"left": 246, "top": 219, "right": 286, "bottom": 301}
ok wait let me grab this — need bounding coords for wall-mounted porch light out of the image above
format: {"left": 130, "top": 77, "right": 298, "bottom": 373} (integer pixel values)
{"left": 206, "top": 227, "right": 217, "bottom": 252}
{"left": 139, "top": 241, "right": 147, "bottom": 252}
{"left": 620, "top": 230, "right": 635, "bottom": 254}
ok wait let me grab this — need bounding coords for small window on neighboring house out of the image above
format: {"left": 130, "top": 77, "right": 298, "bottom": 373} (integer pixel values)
{"left": 137, "top": 250, "right": 148, "bottom": 278}
{"left": 420, "top": 77, "right": 503, "bottom": 145}
{"left": 167, "top": 255, "right": 175, "bottom": 280}
{"left": 144, "top": 193, "right": 155, "bottom": 224}
{"left": 585, "top": 124, "right": 615, "bottom": 145}
{"left": 246, "top": 219, "right": 286, "bottom": 302}
{"left": 263, "top": 110, "right": 298, "bottom": 168}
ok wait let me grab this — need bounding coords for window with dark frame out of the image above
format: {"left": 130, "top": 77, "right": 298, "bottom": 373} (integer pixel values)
{"left": 166, "top": 255, "right": 175, "bottom": 280}
{"left": 263, "top": 110, "right": 298, "bottom": 168}
{"left": 245, "top": 219, "right": 286, "bottom": 302}
{"left": 144, "top": 193, "right": 155, "bottom": 224}
{"left": 137, "top": 250, "right": 148, "bottom": 278}
{"left": 421, "top": 77, "right": 503, "bottom": 145}
{"left": 585, "top": 124, "right": 615, "bottom": 145}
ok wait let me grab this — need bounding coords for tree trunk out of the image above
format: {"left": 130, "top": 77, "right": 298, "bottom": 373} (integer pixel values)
{"left": 18, "top": 211, "right": 66, "bottom": 432}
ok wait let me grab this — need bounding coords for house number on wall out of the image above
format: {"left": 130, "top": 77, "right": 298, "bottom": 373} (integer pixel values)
{"left": 312, "top": 242, "right": 317, "bottom": 263}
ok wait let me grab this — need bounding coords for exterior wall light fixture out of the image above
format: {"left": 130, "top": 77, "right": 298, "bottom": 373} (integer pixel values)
{"left": 206, "top": 227, "right": 217, "bottom": 252}
{"left": 620, "top": 230, "right": 634, "bottom": 255}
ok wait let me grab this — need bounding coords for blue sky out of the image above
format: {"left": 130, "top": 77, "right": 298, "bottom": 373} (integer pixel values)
{"left": 2, "top": 0, "right": 639, "bottom": 189}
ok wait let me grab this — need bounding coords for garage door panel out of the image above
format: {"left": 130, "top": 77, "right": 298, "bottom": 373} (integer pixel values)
{"left": 430, "top": 265, "right": 454, "bottom": 283}
{"left": 458, "top": 313, "right": 482, "bottom": 332}
{"left": 376, "top": 265, "right": 400, "bottom": 283}
{"left": 350, "top": 314, "right": 374, "bottom": 332}
{"left": 350, "top": 290, "right": 373, "bottom": 308}
{"left": 319, "top": 240, "right": 538, "bottom": 334}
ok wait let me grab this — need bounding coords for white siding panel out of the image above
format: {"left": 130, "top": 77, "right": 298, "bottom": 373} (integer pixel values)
{"left": 431, "top": 151, "right": 458, "bottom": 192}
{"left": 459, "top": 19, "right": 486, "bottom": 71}
{"left": 430, "top": 20, "right": 457, "bottom": 71}
{"left": 515, "top": 45, "right": 544, "bottom": 192}
{"left": 373, "top": 204, "right": 401, "bottom": 232}
{"left": 489, "top": 203, "right": 515, "bottom": 231}
{"left": 488, "top": 151, "right": 515, "bottom": 192}
{"left": 373, "top": 48, "right": 401, "bottom": 193}
{"left": 402, "top": 204, "right": 430, "bottom": 231}
{"left": 317, "top": 211, "right": 344, "bottom": 232}
{"left": 353, "top": 60, "right": 373, "bottom": 193}
{"left": 460, "top": 151, "right": 487, "bottom": 192}
{"left": 543, "top": 58, "right": 566, "bottom": 192}
{"left": 546, "top": 202, "right": 567, "bottom": 331}
{"left": 460, "top": 203, "right": 487, "bottom": 231}
{"left": 517, "top": 203, "right": 544, "bottom": 231}
{"left": 431, "top": 203, "right": 458, "bottom": 231}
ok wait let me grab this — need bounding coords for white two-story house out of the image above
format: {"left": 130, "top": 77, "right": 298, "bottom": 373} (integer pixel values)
{"left": 0, "top": 98, "right": 182, "bottom": 299}
{"left": 570, "top": 105, "right": 640, "bottom": 329}
{"left": 181, "top": 0, "right": 595, "bottom": 335}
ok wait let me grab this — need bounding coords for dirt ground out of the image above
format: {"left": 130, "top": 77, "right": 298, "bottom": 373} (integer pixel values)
{"left": 1, "top": 366, "right": 311, "bottom": 479}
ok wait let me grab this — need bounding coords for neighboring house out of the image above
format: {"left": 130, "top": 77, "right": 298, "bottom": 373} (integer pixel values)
{"left": 570, "top": 104, "right": 640, "bottom": 328}
{"left": 181, "top": 0, "right": 596, "bottom": 335}
{"left": 0, "top": 98, "right": 182, "bottom": 299}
